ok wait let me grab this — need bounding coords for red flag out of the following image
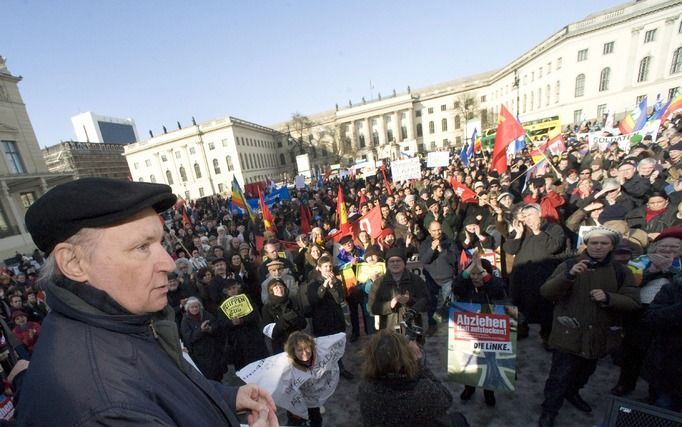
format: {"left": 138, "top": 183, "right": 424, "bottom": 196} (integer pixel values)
{"left": 380, "top": 165, "right": 393, "bottom": 195}
{"left": 258, "top": 188, "right": 277, "bottom": 232}
{"left": 351, "top": 205, "right": 383, "bottom": 239}
{"left": 538, "top": 134, "right": 566, "bottom": 156}
{"left": 459, "top": 250, "right": 470, "bottom": 271}
{"left": 490, "top": 105, "right": 526, "bottom": 174}
{"left": 299, "top": 203, "right": 312, "bottom": 234}
{"left": 448, "top": 178, "right": 478, "bottom": 203}
{"left": 336, "top": 185, "right": 351, "bottom": 233}
{"left": 182, "top": 207, "right": 192, "bottom": 227}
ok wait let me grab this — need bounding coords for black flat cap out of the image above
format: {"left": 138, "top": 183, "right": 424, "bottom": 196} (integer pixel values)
{"left": 26, "top": 178, "right": 176, "bottom": 254}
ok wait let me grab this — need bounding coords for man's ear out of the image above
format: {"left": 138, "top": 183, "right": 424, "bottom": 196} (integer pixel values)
{"left": 52, "top": 242, "right": 89, "bottom": 283}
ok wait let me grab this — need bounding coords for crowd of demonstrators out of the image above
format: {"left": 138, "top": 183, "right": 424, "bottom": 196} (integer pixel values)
{"left": 1, "top": 113, "right": 682, "bottom": 425}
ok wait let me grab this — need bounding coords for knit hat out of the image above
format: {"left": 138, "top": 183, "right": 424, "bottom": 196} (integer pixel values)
{"left": 11, "top": 311, "right": 27, "bottom": 321}
{"left": 654, "top": 226, "right": 682, "bottom": 242}
{"left": 385, "top": 247, "right": 406, "bottom": 262}
{"left": 582, "top": 226, "right": 621, "bottom": 245}
{"left": 404, "top": 194, "right": 416, "bottom": 203}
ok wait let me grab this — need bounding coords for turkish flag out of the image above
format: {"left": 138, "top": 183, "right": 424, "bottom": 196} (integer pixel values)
{"left": 490, "top": 105, "right": 525, "bottom": 174}
{"left": 448, "top": 178, "right": 478, "bottom": 203}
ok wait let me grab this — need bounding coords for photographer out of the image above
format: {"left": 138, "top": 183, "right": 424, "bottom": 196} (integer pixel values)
{"left": 358, "top": 330, "right": 456, "bottom": 427}
{"left": 538, "top": 226, "right": 640, "bottom": 427}
{"left": 368, "top": 248, "right": 430, "bottom": 333}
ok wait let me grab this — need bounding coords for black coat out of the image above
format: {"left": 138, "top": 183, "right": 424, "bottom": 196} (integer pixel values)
{"left": 218, "top": 294, "right": 268, "bottom": 370}
{"left": 180, "top": 309, "right": 224, "bottom": 381}
{"left": 307, "top": 273, "right": 346, "bottom": 336}
{"left": 452, "top": 273, "right": 507, "bottom": 305}
{"left": 16, "top": 281, "right": 242, "bottom": 426}
{"left": 261, "top": 295, "right": 307, "bottom": 352}
{"left": 419, "top": 236, "right": 459, "bottom": 284}
{"left": 641, "top": 280, "right": 682, "bottom": 400}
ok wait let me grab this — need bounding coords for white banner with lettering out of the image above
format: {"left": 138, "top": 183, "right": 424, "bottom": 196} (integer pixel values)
{"left": 426, "top": 151, "right": 450, "bottom": 168}
{"left": 391, "top": 157, "right": 422, "bottom": 183}
{"left": 236, "top": 333, "right": 346, "bottom": 419}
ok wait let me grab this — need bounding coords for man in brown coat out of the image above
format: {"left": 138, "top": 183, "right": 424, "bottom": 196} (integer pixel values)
{"left": 537, "top": 226, "right": 640, "bottom": 427}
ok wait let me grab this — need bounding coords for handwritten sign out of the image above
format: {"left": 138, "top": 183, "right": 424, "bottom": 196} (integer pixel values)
{"left": 220, "top": 294, "right": 254, "bottom": 320}
{"left": 391, "top": 158, "right": 422, "bottom": 183}
{"left": 426, "top": 151, "right": 450, "bottom": 168}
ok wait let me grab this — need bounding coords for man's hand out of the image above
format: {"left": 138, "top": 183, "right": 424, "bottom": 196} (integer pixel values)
{"left": 590, "top": 289, "right": 608, "bottom": 303}
{"left": 200, "top": 320, "right": 211, "bottom": 332}
{"left": 649, "top": 253, "right": 674, "bottom": 272}
{"left": 512, "top": 221, "right": 524, "bottom": 238}
{"left": 236, "top": 384, "right": 277, "bottom": 417}
{"left": 248, "top": 407, "right": 280, "bottom": 427}
{"left": 583, "top": 202, "right": 603, "bottom": 212}
{"left": 397, "top": 291, "right": 410, "bottom": 305}
{"left": 569, "top": 260, "right": 591, "bottom": 276}
{"left": 431, "top": 240, "right": 441, "bottom": 251}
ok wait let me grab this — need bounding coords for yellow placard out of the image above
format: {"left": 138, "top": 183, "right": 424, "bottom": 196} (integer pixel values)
{"left": 220, "top": 294, "right": 254, "bottom": 320}
{"left": 355, "top": 262, "right": 386, "bottom": 283}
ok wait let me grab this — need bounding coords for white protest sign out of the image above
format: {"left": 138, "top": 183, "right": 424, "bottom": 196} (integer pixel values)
{"left": 237, "top": 333, "right": 346, "bottom": 419}
{"left": 391, "top": 157, "right": 421, "bottom": 183}
{"left": 295, "top": 175, "right": 306, "bottom": 189}
{"left": 426, "top": 151, "right": 450, "bottom": 168}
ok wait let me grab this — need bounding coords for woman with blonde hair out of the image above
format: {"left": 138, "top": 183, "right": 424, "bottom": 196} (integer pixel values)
{"left": 358, "top": 330, "right": 455, "bottom": 427}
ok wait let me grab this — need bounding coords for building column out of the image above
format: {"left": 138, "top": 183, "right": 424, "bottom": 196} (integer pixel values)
{"left": 406, "top": 109, "right": 415, "bottom": 140}
{"left": 348, "top": 121, "right": 357, "bottom": 151}
{"left": 1, "top": 181, "right": 26, "bottom": 234}
{"left": 391, "top": 112, "right": 399, "bottom": 144}
{"left": 364, "top": 118, "right": 372, "bottom": 149}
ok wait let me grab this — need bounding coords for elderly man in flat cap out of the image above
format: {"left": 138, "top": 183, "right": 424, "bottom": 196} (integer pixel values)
{"left": 537, "top": 226, "right": 640, "bottom": 427}
{"left": 17, "top": 178, "right": 279, "bottom": 427}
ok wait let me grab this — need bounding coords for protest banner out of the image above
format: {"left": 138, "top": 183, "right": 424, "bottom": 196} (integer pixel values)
{"left": 295, "top": 175, "right": 306, "bottom": 190}
{"left": 391, "top": 157, "right": 421, "bottom": 183}
{"left": 426, "top": 151, "right": 450, "bottom": 168}
{"left": 355, "top": 262, "right": 386, "bottom": 283}
{"left": 237, "top": 332, "right": 346, "bottom": 419}
{"left": 448, "top": 302, "right": 518, "bottom": 392}
{"left": 246, "top": 186, "right": 292, "bottom": 211}
{"left": 339, "top": 265, "right": 357, "bottom": 293}
{"left": 220, "top": 294, "right": 254, "bottom": 320}
{"left": 587, "top": 122, "right": 660, "bottom": 153}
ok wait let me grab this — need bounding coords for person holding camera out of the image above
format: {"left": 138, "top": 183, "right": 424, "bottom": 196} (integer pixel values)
{"left": 538, "top": 226, "right": 640, "bottom": 427}
{"left": 358, "top": 329, "right": 456, "bottom": 427}
{"left": 368, "top": 247, "right": 430, "bottom": 334}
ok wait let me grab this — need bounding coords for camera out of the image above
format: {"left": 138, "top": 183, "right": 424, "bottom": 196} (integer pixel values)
{"left": 586, "top": 260, "right": 599, "bottom": 271}
{"left": 400, "top": 309, "right": 425, "bottom": 346}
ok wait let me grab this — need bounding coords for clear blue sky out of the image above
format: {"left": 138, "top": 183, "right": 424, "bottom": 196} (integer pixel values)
{"left": 2, "top": 0, "right": 622, "bottom": 147}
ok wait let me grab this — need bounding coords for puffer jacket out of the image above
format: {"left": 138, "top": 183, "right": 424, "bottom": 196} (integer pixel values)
{"left": 16, "top": 279, "right": 242, "bottom": 427}
{"left": 540, "top": 256, "right": 640, "bottom": 359}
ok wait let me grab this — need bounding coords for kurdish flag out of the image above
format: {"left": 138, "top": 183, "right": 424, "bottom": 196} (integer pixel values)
{"left": 231, "top": 176, "right": 255, "bottom": 222}
{"left": 619, "top": 98, "right": 647, "bottom": 134}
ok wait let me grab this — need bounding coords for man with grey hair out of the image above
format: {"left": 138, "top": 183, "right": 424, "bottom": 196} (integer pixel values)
{"left": 17, "top": 178, "right": 278, "bottom": 427}
{"left": 538, "top": 226, "right": 640, "bottom": 427}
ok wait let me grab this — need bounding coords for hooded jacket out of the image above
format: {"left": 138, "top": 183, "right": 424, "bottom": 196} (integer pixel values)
{"left": 16, "top": 278, "right": 242, "bottom": 427}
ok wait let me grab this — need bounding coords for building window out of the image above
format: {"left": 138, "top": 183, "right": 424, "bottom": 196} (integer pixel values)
{"left": 637, "top": 56, "right": 651, "bottom": 82}
{"left": 208, "top": 142, "right": 215, "bottom": 150}
{"left": 599, "top": 67, "right": 610, "bottom": 91}
{"left": 603, "top": 41, "right": 614, "bottom": 55}
{"left": 455, "top": 115, "right": 461, "bottom": 129}
{"left": 149, "top": 175, "right": 156, "bottom": 183}
{"left": 430, "top": 141, "right": 436, "bottom": 149}
{"left": 138, "top": 177, "right": 144, "bottom": 182}
{"left": 555, "top": 81, "right": 560, "bottom": 104}
{"left": 279, "top": 153, "right": 286, "bottom": 165}
{"left": 480, "top": 95, "right": 487, "bottom": 102}
{"left": 441, "top": 118, "right": 448, "bottom": 132}
{"left": 166, "top": 170, "right": 174, "bottom": 185}
{"left": 557, "top": 57, "right": 562, "bottom": 69}
{"left": 440, "top": 104, "right": 446, "bottom": 111}
{"left": 539, "top": 67, "right": 543, "bottom": 78}
{"left": 415, "top": 109, "right": 422, "bottom": 118}
{"left": 0, "top": 203, "right": 10, "bottom": 237}
{"left": 213, "top": 159, "right": 221, "bottom": 174}
{"left": 575, "top": 74, "right": 585, "bottom": 97}
{"left": 669, "top": 87, "right": 680, "bottom": 100}
{"left": 400, "top": 125, "right": 407, "bottom": 140}
{"left": 644, "top": 29, "right": 657, "bottom": 43}
{"left": 289, "top": 152, "right": 296, "bottom": 163}
{"left": 537, "top": 88, "right": 542, "bottom": 109}
{"left": 546, "top": 84, "right": 550, "bottom": 106}
{"left": 198, "top": 187, "right": 204, "bottom": 198}
{"left": 19, "top": 192, "right": 35, "bottom": 208}
{"left": 372, "top": 130, "right": 379, "bottom": 145}
{"left": 577, "top": 49, "right": 588, "bottom": 62}
{"left": 671, "top": 47, "right": 682, "bottom": 74}
{"left": 597, "top": 104, "right": 607, "bottom": 122}
{"left": 161, "top": 154, "right": 167, "bottom": 162}
{"left": 222, "top": 138, "right": 229, "bottom": 147}
{"left": 531, "top": 72, "right": 535, "bottom": 82}
{"left": 189, "top": 147, "right": 196, "bottom": 155}
{"left": 175, "top": 151, "right": 181, "bottom": 159}
{"left": 455, "top": 136, "right": 462, "bottom": 146}
{"left": 193, "top": 163, "right": 202, "bottom": 179}
{"left": 636, "top": 94, "right": 647, "bottom": 104}
{"left": 574, "top": 109, "right": 583, "bottom": 125}
{"left": 530, "top": 92, "right": 534, "bottom": 111}
{"left": 387, "top": 129, "right": 394, "bottom": 142}
{"left": 679, "top": 20, "right": 682, "bottom": 34}
{"left": 226, "top": 155, "right": 233, "bottom": 171}
{"left": 134, "top": 162, "right": 139, "bottom": 170}
{"left": 179, "top": 166, "right": 187, "bottom": 182}
{"left": 427, "top": 107, "right": 434, "bottom": 114}
{"left": 428, "top": 121, "right": 435, "bottom": 134}
{"left": 416, "top": 123, "right": 423, "bottom": 137}
{"left": 523, "top": 94, "right": 527, "bottom": 113}
{"left": 144, "top": 159, "right": 151, "bottom": 167}
{"left": 359, "top": 134, "right": 366, "bottom": 148}
{"left": 218, "top": 183, "right": 224, "bottom": 193}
